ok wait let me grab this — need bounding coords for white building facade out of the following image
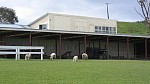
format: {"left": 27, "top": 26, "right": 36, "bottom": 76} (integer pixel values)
{"left": 29, "top": 13, "right": 117, "bottom": 34}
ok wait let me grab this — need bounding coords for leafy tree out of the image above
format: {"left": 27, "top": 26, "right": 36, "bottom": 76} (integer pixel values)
{"left": 0, "top": 7, "right": 18, "bottom": 24}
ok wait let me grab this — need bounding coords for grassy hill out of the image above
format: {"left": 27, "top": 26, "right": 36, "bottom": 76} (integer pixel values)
{"left": 117, "top": 21, "right": 150, "bottom": 35}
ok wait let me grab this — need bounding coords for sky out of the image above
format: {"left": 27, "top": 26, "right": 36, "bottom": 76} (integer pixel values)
{"left": 1, "top": 0, "right": 143, "bottom": 25}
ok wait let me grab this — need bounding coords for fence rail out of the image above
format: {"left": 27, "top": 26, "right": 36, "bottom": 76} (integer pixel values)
{"left": 0, "top": 46, "right": 44, "bottom": 60}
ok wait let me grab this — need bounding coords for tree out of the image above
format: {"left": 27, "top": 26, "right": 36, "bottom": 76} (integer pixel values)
{"left": 135, "top": 0, "right": 150, "bottom": 27}
{"left": 0, "top": 7, "right": 18, "bottom": 24}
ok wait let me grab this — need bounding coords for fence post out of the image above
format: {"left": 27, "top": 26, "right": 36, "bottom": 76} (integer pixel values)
{"left": 15, "top": 49, "right": 18, "bottom": 60}
{"left": 41, "top": 49, "right": 43, "bottom": 60}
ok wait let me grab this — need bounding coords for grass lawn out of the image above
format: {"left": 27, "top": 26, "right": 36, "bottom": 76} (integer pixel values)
{"left": 0, "top": 59, "right": 150, "bottom": 84}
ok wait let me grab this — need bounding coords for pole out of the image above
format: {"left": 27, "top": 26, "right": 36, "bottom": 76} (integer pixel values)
{"left": 84, "top": 35, "right": 87, "bottom": 53}
{"left": 106, "top": 3, "right": 110, "bottom": 19}
{"left": 29, "top": 32, "right": 32, "bottom": 46}
{"left": 145, "top": 38, "right": 148, "bottom": 59}
{"left": 106, "top": 36, "right": 109, "bottom": 59}
{"left": 126, "top": 38, "right": 129, "bottom": 59}
{"left": 59, "top": 34, "right": 62, "bottom": 59}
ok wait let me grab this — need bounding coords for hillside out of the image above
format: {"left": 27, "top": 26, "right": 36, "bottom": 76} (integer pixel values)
{"left": 117, "top": 22, "right": 150, "bottom": 35}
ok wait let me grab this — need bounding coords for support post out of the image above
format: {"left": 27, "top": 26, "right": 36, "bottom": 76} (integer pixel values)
{"left": 59, "top": 34, "right": 62, "bottom": 59}
{"left": 145, "top": 38, "right": 148, "bottom": 59}
{"left": 55, "top": 39, "right": 57, "bottom": 59}
{"left": 41, "top": 49, "right": 43, "bottom": 60}
{"left": 78, "top": 41, "right": 80, "bottom": 57}
{"left": 29, "top": 32, "right": 32, "bottom": 46}
{"left": 84, "top": 35, "right": 87, "bottom": 53}
{"left": 17, "top": 48, "right": 20, "bottom": 60}
{"left": 106, "top": 36, "right": 109, "bottom": 59}
{"left": 15, "top": 49, "right": 18, "bottom": 60}
{"left": 126, "top": 38, "right": 129, "bottom": 59}
{"left": 117, "top": 42, "right": 120, "bottom": 59}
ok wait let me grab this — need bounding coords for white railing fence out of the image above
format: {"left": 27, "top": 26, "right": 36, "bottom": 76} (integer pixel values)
{"left": 0, "top": 46, "right": 44, "bottom": 60}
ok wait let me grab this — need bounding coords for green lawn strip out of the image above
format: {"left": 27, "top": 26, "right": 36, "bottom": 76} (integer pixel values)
{"left": 0, "top": 60, "right": 150, "bottom": 84}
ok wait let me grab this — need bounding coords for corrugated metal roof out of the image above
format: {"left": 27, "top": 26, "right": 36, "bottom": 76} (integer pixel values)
{"left": 0, "top": 24, "right": 31, "bottom": 29}
{"left": 0, "top": 24, "right": 149, "bottom": 38}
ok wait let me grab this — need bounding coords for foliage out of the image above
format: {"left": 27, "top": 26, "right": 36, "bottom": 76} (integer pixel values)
{"left": 0, "top": 59, "right": 150, "bottom": 84}
{"left": 117, "top": 21, "right": 150, "bottom": 35}
{"left": 0, "top": 7, "right": 18, "bottom": 24}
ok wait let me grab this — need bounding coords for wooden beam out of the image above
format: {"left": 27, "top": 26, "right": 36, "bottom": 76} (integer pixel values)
{"left": 126, "top": 37, "right": 129, "bottom": 59}
{"left": 55, "top": 39, "right": 57, "bottom": 58}
{"left": 78, "top": 41, "right": 81, "bottom": 58}
{"left": 32, "top": 34, "right": 59, "bottom": 38}
{"left": 29, "top": 33, "right": 32, "bottom": 46}
{"left": 106, "top": 36, "right": 109, "bottom": 59}
{"left": 118, "top": 42, "right": 120, "bottom": 59}
{"left": 145, "top": 38, "right": 148, "bottom": 59}
{"left": 59, "top": 34, "right": 62, "bottom": 59}
{"left": 5, "top": 33, "right": 29, "bottom": 37}
{"left": 106, "top": 36, "right": 109, "bottom": 49}
{"left": 84, "top": 35, "right": 86, "bottom": 53}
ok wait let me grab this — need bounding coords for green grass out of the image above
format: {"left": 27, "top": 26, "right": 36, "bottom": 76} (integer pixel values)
{"left": 117, "top": 21, "right": 150, "bottom": 35}
{"left": 0, "top": 59, "right": 150, "bottom": 84}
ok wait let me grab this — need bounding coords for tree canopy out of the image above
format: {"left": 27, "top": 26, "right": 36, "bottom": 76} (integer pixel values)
{"left": 0, "top": 7, "right": 18, "bottom": 24}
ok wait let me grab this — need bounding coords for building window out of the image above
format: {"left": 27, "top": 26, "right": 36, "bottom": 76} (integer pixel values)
{"left": 106, "top": 27, "right": 109, "bottom": 33}
{"left": 39, "top": 24, "right": 47, "bottom": 29}
{"left": 95, "top": 26, "right": 116, "bottom": 34}
{"left": 102, "top": 26, "right": 106, "bottom": 33}
{"left": 95, "top": 26, "right": 99, "bottom": 32}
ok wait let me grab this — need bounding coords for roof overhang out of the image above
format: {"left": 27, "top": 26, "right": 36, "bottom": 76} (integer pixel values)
{"left": 0, "top": 27, "right": 149, "bottom": 39}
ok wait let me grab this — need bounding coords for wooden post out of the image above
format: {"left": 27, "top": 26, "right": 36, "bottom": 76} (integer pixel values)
{"left": 126, "top": 38, "right": 129, "bottom": 59}
{"left": 59, "top": 34, "right": 62, "bottom": 59}
{"left": 29, "top": 32, "right": 32, "bottom": 46}
{"left": 118, "top": 42, "right": 120, "bottom": 59}
{"left": 55, "top": 39, "right": 57, "bottom": 58}
{"left": 84, "top": 35, "right": 86, "bottom": 53}
{"left": 106, "top": 36, "right": 109, "bottom": 59}
{"left": 78, "top": 41, "right": 80, "bottom": 56}
{"left": 145, "top": 38, "right": 148, "bottom": 59}
{"left": 106, "top": 37, "right": 109, "bottom": 49}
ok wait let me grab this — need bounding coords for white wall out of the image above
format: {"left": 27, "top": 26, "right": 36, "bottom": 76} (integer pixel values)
{"left": 30, "top": 13, "right": 117, "bottom": 33}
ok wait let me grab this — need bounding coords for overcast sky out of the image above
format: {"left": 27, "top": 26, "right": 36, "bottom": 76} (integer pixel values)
{"left": 1, "top": 0, "right": 143, "bottom": 25}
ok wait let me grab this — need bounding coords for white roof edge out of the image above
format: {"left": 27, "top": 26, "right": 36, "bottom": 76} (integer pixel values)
{"left": 28, "top": 13, "right": 49, "bottom": 26}
{"left": 0, "top": 27, "right": 149, "bottom": 38}
{"left": 0, "top": 24, "right": 31, "bottom": 29}
{"left": 48, "top": 12, "right": 117, "bottom": 21}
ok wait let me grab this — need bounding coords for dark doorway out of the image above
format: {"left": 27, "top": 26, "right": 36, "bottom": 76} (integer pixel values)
{"left": 135, "top": 42, "right": 145, "bottom": 59}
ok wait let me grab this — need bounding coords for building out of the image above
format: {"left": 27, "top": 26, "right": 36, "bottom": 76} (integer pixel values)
{"left": 29, "top": 13, "right": 117, "bottom": 34}
{"left": 0, "top": 13, "right": 149, "bottom": 60}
